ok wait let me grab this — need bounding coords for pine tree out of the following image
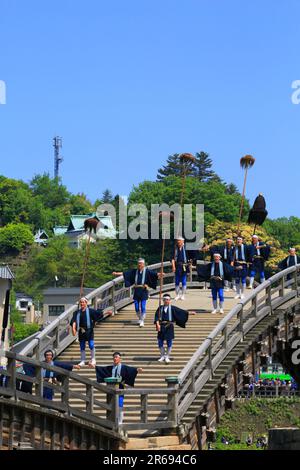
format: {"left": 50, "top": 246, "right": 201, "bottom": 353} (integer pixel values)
{"left": 157, "top": 153, "right": 194, "bottom": 181}
{"left": 192, "top": 152, "right": 218, "bottom": 182}
{"left": 102, "top": 189, "right": 114, "bottom": 203}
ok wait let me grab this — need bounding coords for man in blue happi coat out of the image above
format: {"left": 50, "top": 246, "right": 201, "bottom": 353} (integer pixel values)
{"left": 278, "top": 247, "right": 300, "bottom": 283}
{"left": 90, "top": 351, "right": 143, "bottom": 425}
{"left": 247, "top": 235, "right": 271, "bottom": 289}
{"left": 70, "top": 297, "right": 113, "bottom": 366}
{"left": 279, "top": 247, "right": 300, "bottom": 270}
{"left": 208, "top": 238, "right": 235, "bottom": 292}
{"left": 113, "top": 258, "right": 159, "bottom": 327}
{"left": 233, "top": 236, "right": 250, "bottom": 299}
{"left": 171, "top": 237, "right": 191, "bottom": 301}
{"left": 17, "top": 350, "right": 80, "bottom": 400}
{"left": 197, "top": 253, "right": 234, "bottom": 314}
{"left": 154, "top": 294, "right": 190, "bottom": 363}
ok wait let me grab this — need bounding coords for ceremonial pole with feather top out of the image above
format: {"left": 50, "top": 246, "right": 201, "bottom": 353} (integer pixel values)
{"left": 175, "top": 153, "right": 196, "bottom": 239}
{"left": 80, "top": 217, "right": 100, "bottom": 297}
{"left": 248, "top": 193, "right": 268, "bottom": 234}
{"left": 158, "top": 211, "right": 173, "bottom": 307}
{"left": 237, "top": 154, "right": 255, "bottom": 235}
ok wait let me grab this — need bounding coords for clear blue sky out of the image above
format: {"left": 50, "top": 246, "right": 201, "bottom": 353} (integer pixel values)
{"left": 1, "top": 0, "right": 300, "bottom": 219}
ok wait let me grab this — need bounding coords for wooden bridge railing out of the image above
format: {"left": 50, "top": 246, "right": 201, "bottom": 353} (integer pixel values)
{"left": 2, "top": 264, "right": 300, "bottom": 435}
{"left": 17, "top": 261, "right": 204, "bottom": 360}
{"left": 0, "top": 350, "right": 177, "bottom": 435}
{"left": 177, "top": 264, "right": 300, "bottom": 420}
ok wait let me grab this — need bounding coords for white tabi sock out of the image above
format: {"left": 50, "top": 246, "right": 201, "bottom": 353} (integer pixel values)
{"left": 182, "top": 286, "right": 187, "bottom": 294}
{"left": 160, "top": 347, "right": 165, "bottom": 357}
{"left": 236, "top": 283, "right": 241, "bottom": 295}
{"left": 119, "top": 410, "right": 124, "bottom": 425}
{"left": 167, "top": 346, "right": 172, "bottom": 357}
{"left": 260, "top": 277, "right": 265, "bottom": 284}
{"left": 249, "top": 277, "right": 254, "bottom": 288}
{"left": 219, "top": 301, "right": 224, "bottom": 310}
{"left": 175, "top": 286, "right": 180, "bottom": 296}
{"left": 91, "top": 348, "right": 96, "bottom": 360}
{"left": 80, "top": 350, "right": 86, "bottom": 362}
{"left": 241, "top": 284, "right": 246, "bottom": 294}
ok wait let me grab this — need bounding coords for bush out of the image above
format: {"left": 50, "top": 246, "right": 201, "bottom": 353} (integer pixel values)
{"left": 0, "top": 223, "right": 33, "bottom": 254}
{"left": 12, "top": 323, "right": 39, "bottom": 343}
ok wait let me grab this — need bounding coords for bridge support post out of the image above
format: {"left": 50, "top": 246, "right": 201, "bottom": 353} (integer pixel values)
{"left": 104, "top": 378, "right": 121, "bottom": 432}
{"left": 165, "top": 377, "right": 179, "bottom": 427}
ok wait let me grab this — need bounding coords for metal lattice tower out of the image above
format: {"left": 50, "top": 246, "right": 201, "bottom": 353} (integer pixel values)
{"left": 53, "top": 136, "right": 63, "bottom": 179}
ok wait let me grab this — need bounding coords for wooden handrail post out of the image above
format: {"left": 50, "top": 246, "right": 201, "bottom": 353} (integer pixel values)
{"left": 104, "top": 378, "right": 121, "bottom": 431}
{"left": 252, "top": 296, "right": 258, "bottom": 318}
{"left": 55, "top": 322, "right": 60, "bottom": 350}
{"left": 222, "top": 325, "right": 228, "bottom": 350}
{"left": 61, "top": 374, "right": 70, "bottom": 415}
{"left": 188, "top": 367, "right": 195, "bottom": 393}
{"left": 141, "top": 394, "right": 148, "bottom": 423}
{"left": 6, "top": 355, "right": 16, "bottom": 399}
{"left": 266, "top": 284, "right": 273, "bottom": 314}
{"left": 111, "top": 281, "right": 116, "bottom": 314}
{"left": 239, "top": 306, "right": 244, "bottom": 340}
{"left": 279, "top": 276, "right": 285, "bottom": 297}
{"left": 207, "top": 339, "right": 213, "bottom": 378}
{"left": 35, "top": 363, "right": 43, "bottom": 399}
{"left": 165, "top": 377, "right": 179, "bottom": 425}
{"left": 294, "top": 268, "right": 298, "bottom": 293}
{"left": 86, "top": 383, "right": 94, "bottom": 414}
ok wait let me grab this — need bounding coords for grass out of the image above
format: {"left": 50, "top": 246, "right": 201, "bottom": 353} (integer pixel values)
{"left": 214, "top": 397, "right": 300, "bottom": 450}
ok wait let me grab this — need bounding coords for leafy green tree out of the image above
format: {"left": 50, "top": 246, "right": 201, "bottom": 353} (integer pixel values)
{"left": 29, "top": 173, "right": 70, "bottom": 209}
{"left": 68, "top": 193, "right": 93, "bottom": 214}
{"left": 0, "top": 223, "right": 33, "bottom": 254}
{"left": 0, "top": 177, "right": 33, "bottom": 226}
{"left": 264, "top": 217, "right": 300, "bottom": 250}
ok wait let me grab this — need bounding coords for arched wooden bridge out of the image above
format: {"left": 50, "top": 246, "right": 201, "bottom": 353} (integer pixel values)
{"left": 1, "top": 262, "right": 300, "bottom": 450}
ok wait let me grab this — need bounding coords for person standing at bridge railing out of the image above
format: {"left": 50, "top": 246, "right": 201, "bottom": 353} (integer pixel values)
{"left": 155, "top": 293, "right": 191, "bottom": 363}
{"left": 171, "top": 237, "right": 193, "bottom": 301}
{"left": 113, "top": 258, "right": 160, "bottom": 328}
{"left": 278, "top": 248, "right": 300, "bottom": 284}
{"left": 89, "top": 351, "right": 143, "bottom": 425}
{"left": 70, "top": 297, "right": 113, "bottom": 366}
{"left": 247, "top": 235, "right": 270, "bottom": 289}
{"left": 233, "top": 236, "right": 250, "bottom": 299}
{"left": 197, "top": 253, "right": 234, "bottom": 314}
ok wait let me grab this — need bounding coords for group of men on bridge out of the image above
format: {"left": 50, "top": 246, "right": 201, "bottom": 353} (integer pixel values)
{"left": 5, "top": 235, "right": 299, "bottom": 426}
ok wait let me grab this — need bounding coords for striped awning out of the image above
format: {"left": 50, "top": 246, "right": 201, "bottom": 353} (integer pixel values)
{"left": 0, "top": 265, "right": 14, "bottom": 280}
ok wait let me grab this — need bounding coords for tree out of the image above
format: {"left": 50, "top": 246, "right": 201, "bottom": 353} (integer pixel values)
{"left": 192, "top": 152, "right": 219, "bottom": 182}
{"left": 30, "top": 173, "right": 70, "bottom": 209}
{"left": 157, "top": 151, "right": 222, "bottom": 184}
{"left": 102, "top": 189, "right": 114, "bottom": 203}
{"left": 157, "top": 154, "right": 194, "bottom": 181}
{"left": 0, "top": 223, "right": 33, "bottom": 254}
{"left": 0, "top": 177, "right": 33, "bottom": 226}
{"left": 68, "top": 193, "right": 93, "bottom": 214}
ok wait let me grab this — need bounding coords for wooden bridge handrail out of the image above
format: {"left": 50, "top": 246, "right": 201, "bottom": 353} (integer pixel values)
{"left": 17, "top": 260, "right": 205, "bottom": 359}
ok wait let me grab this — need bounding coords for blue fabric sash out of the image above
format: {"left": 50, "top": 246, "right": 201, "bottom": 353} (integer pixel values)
{"left": 76, "top": 307, "right": 91, "bottom": 331}
{"left": 175, "top": 246, "right": 187, "bottom": 263}
{"left": 211, "top": 261, "right": 224, "bottom": 278}
{"left": 135, "top": 268, "right": 146, "bottom": 285}
{"left": 161, "top": 305, "right": 173, "bottom": 321}
{"left": 235, "top": 245, "right": 245, "bottom": 261}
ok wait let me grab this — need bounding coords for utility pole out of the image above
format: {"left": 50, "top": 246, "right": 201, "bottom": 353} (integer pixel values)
{"left": 53, "top": 136, "right": 63, "bottom": 179}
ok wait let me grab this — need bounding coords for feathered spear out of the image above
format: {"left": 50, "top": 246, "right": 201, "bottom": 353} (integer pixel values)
{"left": 248, "top": 193, "right": 268, "bottom": 234}
{"left": 179, "top": 153, "right": 196, "bottom": 207}
{"left": 237, "top": 154, "right": 255, "bottom": 234}
{"left": 80, "top": 217, "right": 101, "bottom": 296}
